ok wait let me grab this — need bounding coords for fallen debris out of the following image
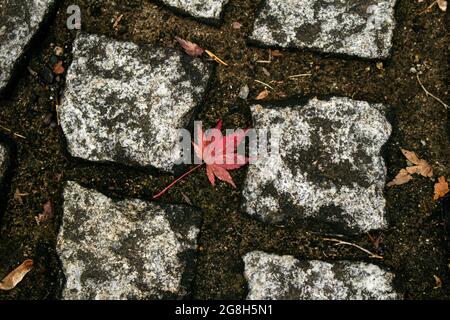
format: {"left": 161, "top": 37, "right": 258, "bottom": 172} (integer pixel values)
{"left": 231, "top": 21, "right": 242, "bottom": 29}
{"left": 238, "top": 84, "right": 250, "bottom": 100}
{"left": 387, "top": 168, "right": 413, "bottom": 186}
{"left": 433, "top": 176, "right": 449, "bottom": 200}
{"left": 417, "top": 74, "right": 448, "bottom": 109}
{"left": 0, "top": 124, "right": 26, "bottom": 139}
{"left": 205, "top": 49, "right": 228, "bottom": 66}
{"left": 323, "top": 238, "right": 383, "bottom": 259}
{"left": 254, "top": 79, "right": 274, "bottom": 90}
{"left": 388, "top": 149, "right": 433, "bottom": 186}
{"left": 35, "top": 200, "right": 54, "bottom": 225}
{"left": 54, "top": 46, "right": 64, "bottom": 56}
{"left": 0, "top": 260, "right": 34, "bottom": 291}
{"left": 112, "top": 14, "right": 124, "bottom": 30}
{"left": 288, "top": 73, "right": 312, "bottom": 79}
{"left": 53, "top": 61, "right": 65, "bottom": 75}
{"left": 255, "top": 89, "right": 269, "bottom": 100}
{"left": 175, "top": 36, "right": 204, "bottom": 57}
{"left": 14, "top": 189, "right": 29, "bottom": 204}
{"left": 153, "top": 120, "right": 249, "bottom": 199}
{"left": 269, "top": 49, "right": 283, "bottom": 58}
{"left": 433, "top": 275, "right": 442, "bottom": 289}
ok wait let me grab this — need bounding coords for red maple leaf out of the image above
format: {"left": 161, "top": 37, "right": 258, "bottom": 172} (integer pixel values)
{"left": 193, "top": 120, "right": 248, "bottom": 188}
{"left": 153, "top": 120, "right": 249, "bottom": 199}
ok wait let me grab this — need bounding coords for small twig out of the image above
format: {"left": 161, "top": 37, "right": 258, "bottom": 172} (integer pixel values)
{"left": 288, "top": 73, "right": 312, "bottom": 79}
{"left": 205, "top": 50, "right": 229, "bottom": 66}
{"left": 256, "top": 60, "right": 272, "bottom": 64}
{"left": 27, "top": 67, "right": 37, "bottom": 77}
{"left": 152, "top": 164, "right": 203, "bottom": 199}
{"left": 323, "top": 238, "right": 384, "bottom": 259}
{"left": 419, "top": 1, "right": 437, "bottom": 15}
{"left": 416, "top": 74, "right": 449, "bottom": 109}
{"left": 0, "top": 124, "right": 26, "bottom": 139}
{"left": 55, "top": 96, "right": 61, "bottom": 126}
{"left": 112, "top": 14, "right": 124, "bottom": 30}
{"left": 254, "top": 79, "right": 275, "bottom": 90}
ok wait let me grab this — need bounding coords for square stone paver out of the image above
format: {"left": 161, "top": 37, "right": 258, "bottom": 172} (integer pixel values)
{"left": 242, "top": 97, "right": 392, "bottom": 234}
{"left": 250, "top": 0, "right": 398, "bottom": 59}
{"left": 159, "top": 0, "right": 229, "bottom": 22}
{"left": 0, "top": 0, "right": 56, "bottom": 92}
{"left": 60, "top": 33, "right": 212, "bottom": 172}
{"left": 244, "top": 251, "right": 400, "bottom": 300}
{"left": 57, "top": 182, "right": 202, "bottom": 300}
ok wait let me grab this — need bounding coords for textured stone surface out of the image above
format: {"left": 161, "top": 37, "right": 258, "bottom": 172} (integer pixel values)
{"left": 57, "top": 182, "right": 202, "bottom": 300}
{"left": 0, "top": 144, "right": 8, "bottom": 184}
{"left": 243, "top": 97, "right": 391, "bottom": 234}
{"left": 243, "top": 251, "right": 400, "bottom": 300}
{"left": 0, "top": 0, "right": 55, "bottom": 92}
{"left": 250, "top": 0, "right": 397, "bottom": 59}
{"left": 60, "top": 33, "right": 211, "bottom": 172}
{"left": 160, "top": 0, "right": 229, "bottom": 21}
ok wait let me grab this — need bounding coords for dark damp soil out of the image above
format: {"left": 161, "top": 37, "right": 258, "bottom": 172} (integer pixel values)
{"left": 0, "top": 0, "right": 448, "bottom": 300}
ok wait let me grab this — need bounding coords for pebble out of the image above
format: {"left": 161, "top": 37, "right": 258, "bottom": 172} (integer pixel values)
{"left": 238, "top": 85, "right": 250, "bottom": 100}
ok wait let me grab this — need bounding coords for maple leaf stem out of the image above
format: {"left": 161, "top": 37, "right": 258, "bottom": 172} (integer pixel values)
{"left": 152, "top": 164, "right": 204, "bottom": 200}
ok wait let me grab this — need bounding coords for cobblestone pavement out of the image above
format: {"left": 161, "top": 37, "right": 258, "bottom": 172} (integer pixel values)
{"left": 0, "top": 0, "right": 448, "bottom": 299}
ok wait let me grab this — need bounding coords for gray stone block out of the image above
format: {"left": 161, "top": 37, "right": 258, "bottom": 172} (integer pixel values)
{"left": 60, "top": 33, "right": 211, "bottom": 171}
{"left": 243, "top": 251, "right": 400, "bottom": 300}
{"left": 0, "top": 0, "right": 56, "bottom": 92}
{"left": 160, "top": 0, "right": 229, "bottom": 21}
{"left": 243, "top": 97, "right": 392, "bottom": 234}
{"left": 250, "top": 0, "right": 398, "bottom": 59}
{"left": 57, "top": 182, "right": 202, "bottom": 300}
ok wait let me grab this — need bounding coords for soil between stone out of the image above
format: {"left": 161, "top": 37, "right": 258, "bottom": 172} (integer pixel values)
{"left": 0, "top": 0, "right": 448, "bottom": 300}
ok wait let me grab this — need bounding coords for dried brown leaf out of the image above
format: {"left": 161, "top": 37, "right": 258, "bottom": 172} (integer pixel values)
{"left": 401, "top": 149, "right": 421, "bottom": 165}
{"left": 35, "top": 200, "right": 54, "bottom": 225}
{"left": 433, "top": 275, "right": 442, "bottom": 289}
{"left": 433, "top": 176, "right": 449, "bottom": 200}
{"left": 437, "top": 0, "right": 447, "bottom": 11}
{"left": 53, "top": 61, "right": 65, "bottom": 75}
{"left": 401, "top": 149, "right": 433, "bottom": 177}
{"left": 175, "top": 37, "right": 204, "bottom": 57}
{"left": 0, "top": 260, "right": 33, "bottom": 291}
{"left": 387, "top": 169, "right": 413, "bottom": 187}
{"left": 269, "top": 49, "right": 283, "bottom": 57}
{"left": 231, "top": 21, "right": 242, "bottom": 29}
{"left": 14, "top": 189, "right": 29, "bottom": 204}
{"left": 255, "top": 89, "right": 269, "bottom": 100}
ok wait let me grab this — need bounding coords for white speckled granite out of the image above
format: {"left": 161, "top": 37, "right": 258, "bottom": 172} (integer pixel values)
{"left": 60, "top": 33, "right": 211, "bottom": 171}
{"left": 160, "top": 0, "right": 229, "bottom": 21}
{"left": 243, "top": 97, "right": 392, "bottom": 234}
{"left": 0, "top": 0, "right": 55, "bottom": 91}
{"left": 57, "top": 182, "right": 202, "bottom": 300}
{"left": 244, "top": 251, "right": 400, "bottom": 300}
{"left": 250, "top": 0, "right": 398, "bottom": 59}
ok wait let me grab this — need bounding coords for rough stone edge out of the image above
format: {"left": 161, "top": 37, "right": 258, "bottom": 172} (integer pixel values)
{"left": 242, "top": 251, "right": 402, "bottom": 300}
{"left": 58, "top": 31, "right": 214, "bottom": 173}
{"left": 0, "top": 0, "right": 59, "bottom": 96}
{"left": 55, "top": 181, "right": 204, "bottom": 300}
{"left": 247, "top": 0, "right": 400, "bottom": 61}
{"left": 241, "top": 95, "right": 394, "bottom": 235}
{"left": 152, "top": 0, "right": 230, "bottom": 26}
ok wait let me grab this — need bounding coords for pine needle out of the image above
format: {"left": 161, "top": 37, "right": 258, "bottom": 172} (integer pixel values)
{"left": 205, "top": 50, "right": 229, "bottom": 66}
